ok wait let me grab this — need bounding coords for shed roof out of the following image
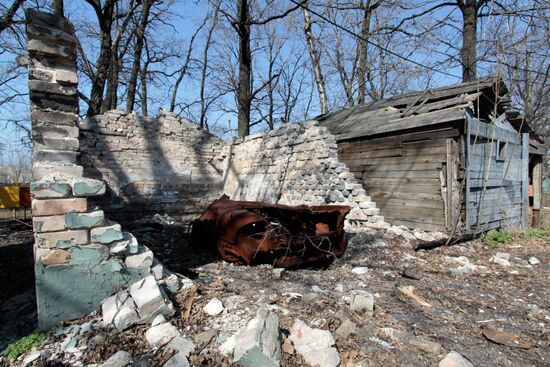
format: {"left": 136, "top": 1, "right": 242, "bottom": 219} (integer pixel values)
{"left": 317, "top": 77, "right": 511, "bottom": 141}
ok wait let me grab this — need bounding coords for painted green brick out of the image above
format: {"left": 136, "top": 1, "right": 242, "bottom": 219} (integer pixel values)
{"left": 65, "top": 210, "right": 104, "bottom": 229}
{"left": 72, "top": 179, "right": 106, "bottom": 197}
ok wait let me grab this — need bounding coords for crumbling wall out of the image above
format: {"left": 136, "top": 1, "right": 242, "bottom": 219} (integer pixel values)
{"left": 79, "top": 110, "right": 226, "bottom": 221}
{"left": 27, "top": 10, "right": 174, "bottom": 329}
{"left": 223, "top": 121, "right": 388, "bottom": 228}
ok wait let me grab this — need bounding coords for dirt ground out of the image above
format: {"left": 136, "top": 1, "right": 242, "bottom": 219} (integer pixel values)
{"left": 0, "top": 213, "right": 548, "bottom": 366}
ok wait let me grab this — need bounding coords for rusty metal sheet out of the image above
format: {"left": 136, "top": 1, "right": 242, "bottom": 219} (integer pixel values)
{"left": 191, "top": 195, "right": 350, "bottom": 268}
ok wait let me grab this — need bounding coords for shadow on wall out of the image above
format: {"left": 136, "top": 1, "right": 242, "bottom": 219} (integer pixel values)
{"left": 79, "top": 112, "right": 226, "bottom": 224}
{"left": 222, "top": 130, "right": 297, "bottom": 204}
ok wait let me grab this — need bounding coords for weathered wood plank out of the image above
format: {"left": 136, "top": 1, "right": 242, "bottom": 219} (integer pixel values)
{"left": 468, "top": 118, "right": 521, "bottom": 144}
{"left": 368, "top": 191, "right": 442, "bottom": 201}
{"left": 374, "top": 197, "right": 444, "bottom": 209}
{"left": 362, "top": 162, "right": 442, "bottom": 172}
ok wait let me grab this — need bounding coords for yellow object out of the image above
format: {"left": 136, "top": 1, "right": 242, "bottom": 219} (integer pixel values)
{"left": 0, "top": 186, "right": 20, "bottom": 209}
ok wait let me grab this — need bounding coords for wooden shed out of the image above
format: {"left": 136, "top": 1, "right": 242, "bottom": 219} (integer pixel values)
{"left": 318, "top": 77, "right": 545, "bottom": 233}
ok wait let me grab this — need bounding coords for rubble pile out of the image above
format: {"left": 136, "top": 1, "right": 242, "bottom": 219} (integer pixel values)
{"left": 3, "top": 222, "right": 547, "bottom": 367}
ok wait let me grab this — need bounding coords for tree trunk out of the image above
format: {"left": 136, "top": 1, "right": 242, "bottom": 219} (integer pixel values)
{"left": 237, "top": 0, "right": 251, "bottom": 137}
{"left": 88, "top": 29, "right": 113, "bottom": 116}
{"left": 302, "top": 4, "right": 328, "bottom": 114}
{"left": 53, "top": 0, "right": 64, "bottom": 17}
{"left": 200, "top": 9, "right": 218, "bottom": 128}
{"left": 126, "top": 0, "right": 152, "bottom": 113}
{"left": 460, "top": 0, "right": 477, "bottom": 82}
{"left": 140, "top": 59, "right": 149, "bottom": 116}
{"left": 86, "top": 0, "right": 115, "bottom": 117}
{"left": 357, "top": 0, "right": 372, "bottom": 105}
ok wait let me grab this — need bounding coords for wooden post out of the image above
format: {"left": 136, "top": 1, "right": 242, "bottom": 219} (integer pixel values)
{"left": 521, "top": 133, "right": 529, "bottom": 229}
{"left": 532, "top": 156, "right": 542, "bottom": 227}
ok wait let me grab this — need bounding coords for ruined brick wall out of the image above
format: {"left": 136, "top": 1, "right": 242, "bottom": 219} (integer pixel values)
{"left": 79, "top": 110, "right": 226, "bottom": 220}
{"left": 223, "top": 122, "right": 388, "bottom": 228}
{"left": 27, "top": 10, "right": 170, "bottom": 329}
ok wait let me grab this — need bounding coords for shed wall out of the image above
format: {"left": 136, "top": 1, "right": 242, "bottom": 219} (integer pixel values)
{"left": 337, "top": 127, "right": 460, "bottom": 231}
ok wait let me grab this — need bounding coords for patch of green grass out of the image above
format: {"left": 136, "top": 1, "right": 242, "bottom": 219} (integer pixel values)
{"left": 0, "top": 331, "right": 48, "bottom": 361}
{"left": 522, "top": 228, "right": 550, "bottom": 241}
{"left": 481, "top": 230, "right": 514, "bottom": 248}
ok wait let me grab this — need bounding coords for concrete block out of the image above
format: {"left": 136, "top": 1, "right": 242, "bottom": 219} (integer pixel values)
{"left": 90, "top": 223, "right": 123, "bottom": 244}
{"left": 32, "top": 197, "right": 87, "bottom": 216}
{"left": 65, "top": 210, "right": 104, "bottom": 229}
{"left": 33, "top": 163, "right": 83, "bottom": 181}
{"left": 33, "top": 149, "right": 78, "bottom": 164}
{"left": 125, "top": 247, "right": 154, "bottom": 269}
{"left": 289, "top": 319, "right": 339, "bottom": 367}
{"left": 71, "top": 178, "right": 106, "bottom": 197}
{"left": 102, "top": 291, "right": 139, "bottom": 332}
{"left": 35, "top": 229, "right": 88, "bottom": 248}
{"left": 35, "top": 248, "right": 70, "bottom": 265}
{"left": 34, "top": 137, "right": 79, "bottom": 151}
{"left": 29, "top": 80, "right": 77, "bottom": 97}
{"left": 350, "top": 290, "right": 374, "bottom": 312}
{"left": 129, "top": 275, "right": 175, "bottom": 323}
{"left": 30, "top": 181, "right": 71, "bottom": 199}
{"left": 145, "top": 322, "right": 180, "bottom": 348}
{"left": 31, "top": 110, "right": 77, "bottom": 126}
{"left": 109, "top": 232, "right": 138, "bottom": 255}
{"left": 28, "top": 39, "right": 74, "bottom": 59}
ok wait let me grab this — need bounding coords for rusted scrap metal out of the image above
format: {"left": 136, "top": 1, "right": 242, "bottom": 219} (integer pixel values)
{"left": 191, "top": 195, "right": 350, "bottom": 268}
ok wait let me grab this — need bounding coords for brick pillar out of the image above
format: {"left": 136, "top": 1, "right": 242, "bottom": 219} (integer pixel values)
{"left": 26, "top": 10, "right": 148, "bottom": 329}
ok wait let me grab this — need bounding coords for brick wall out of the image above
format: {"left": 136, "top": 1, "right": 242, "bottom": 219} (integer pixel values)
{"left": 27, "top": 10, "right": 165, "bottom": 329}
{"left": 223, "top": 121, "right": 388, "bottom": 229}
{"left": 79, "top": 110, "right": 226, "bottom": 221}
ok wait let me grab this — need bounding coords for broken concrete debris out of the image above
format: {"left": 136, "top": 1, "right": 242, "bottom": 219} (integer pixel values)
{"left": 490, "top": 252, "right": 511, "bottom": 267}
{"left": 220, "top": 307, "right": 281, "bottom": 367}
{"left": 350, "top": 290, "right": 375, "bottom": 312}
{"left": 203, "top": 297, "right": 225, "bottom": 316}
{"left": 191, "top": 195, "right": 350, "bottom": 268}
{"left": 98, "top": 350, "right": 133, "bottom": 367}
{"left": 102, "top": 275, "right": 175, "bottom": 330}
{"left": 438, "top": 351, "right": 474, "bottom": 367}
{"left": 289, "top": 319, "right": 340, "bottom": 367}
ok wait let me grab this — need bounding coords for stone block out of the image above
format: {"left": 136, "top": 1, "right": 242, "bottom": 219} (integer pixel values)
{"left": 33, "top": 163, "right": 83, "bottom": 181}
{"left": 362, "top": 208, "right": 380, "bottom": 216}
{"left": 33, "top": 149, "right": 78, "bottom": 164}
{"left": 71, "top": 178, "right": 106, "bottom": 197}
{"left": 289, "top": 319, "right": 339, "bottom": 367}
{"left": 129, "top": 275, "right": 175, "bottom": 322}
{"left": 26, "top": 9, "right": 75, "bottom": 36}
{"left": 359, "top": 201, "right": 375, "bottom": 209}
{"left": 29, "top": 80, "right": 77, "bottom": 96}
{"left": 26, "top": 23, "right": 77, "bottom": 46}
{"left": 125, "top": 247, "right": 154, "bottom": 269}
{"left": 350, "top": 290, "right": 374, "bottom": 312}
{"left": 55, "top": 69, "right": 77, "bottom": 84}
{"left": 28, "top": 39, "right": 74, "bottom": 59}
{"left": 29, "top": 67, "right": 53, "bottom": 82}
{"left": 30, "top": 181, "right": 71, "bottom": 199}
{"left": 102, "top": 291, "right": 140, "bottom": 332}
{"left": 31, "top": 93, "right": 78, "bottom": 113}
{"left": 65, "top": 210, "right": 104, "bottom": 229}
{"left": 90, "top": 223, "right": 123, "bottom": 244}
{"left": 31, "top": 110, "right": 77, "bottom": 126}
{"left": 35, "top": 248, "right": 70, "bottom": 265}
{"left": 145, "top": 322, "right": 180, "bottom": 348}
{"left": 32, "top": 197, "right": 87, "bottom": 216}
{"left": 34, "top": 137, "right": 79, "bottom": 152}
{"left": 35, "top": 229, "right": 88, "bottom": 248}
{"left": 109, "top": 232, "right": 139, "bottom": 255}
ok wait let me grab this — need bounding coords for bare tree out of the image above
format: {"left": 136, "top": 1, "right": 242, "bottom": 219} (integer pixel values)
{"left": 0, "top": 0, "right": 24, "bottom": 34}
{"left": 302, "top": 2, "right": 328, "bottom": 114}
{"left": 126, "top": 0, "right": 153, "bottom": 113}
